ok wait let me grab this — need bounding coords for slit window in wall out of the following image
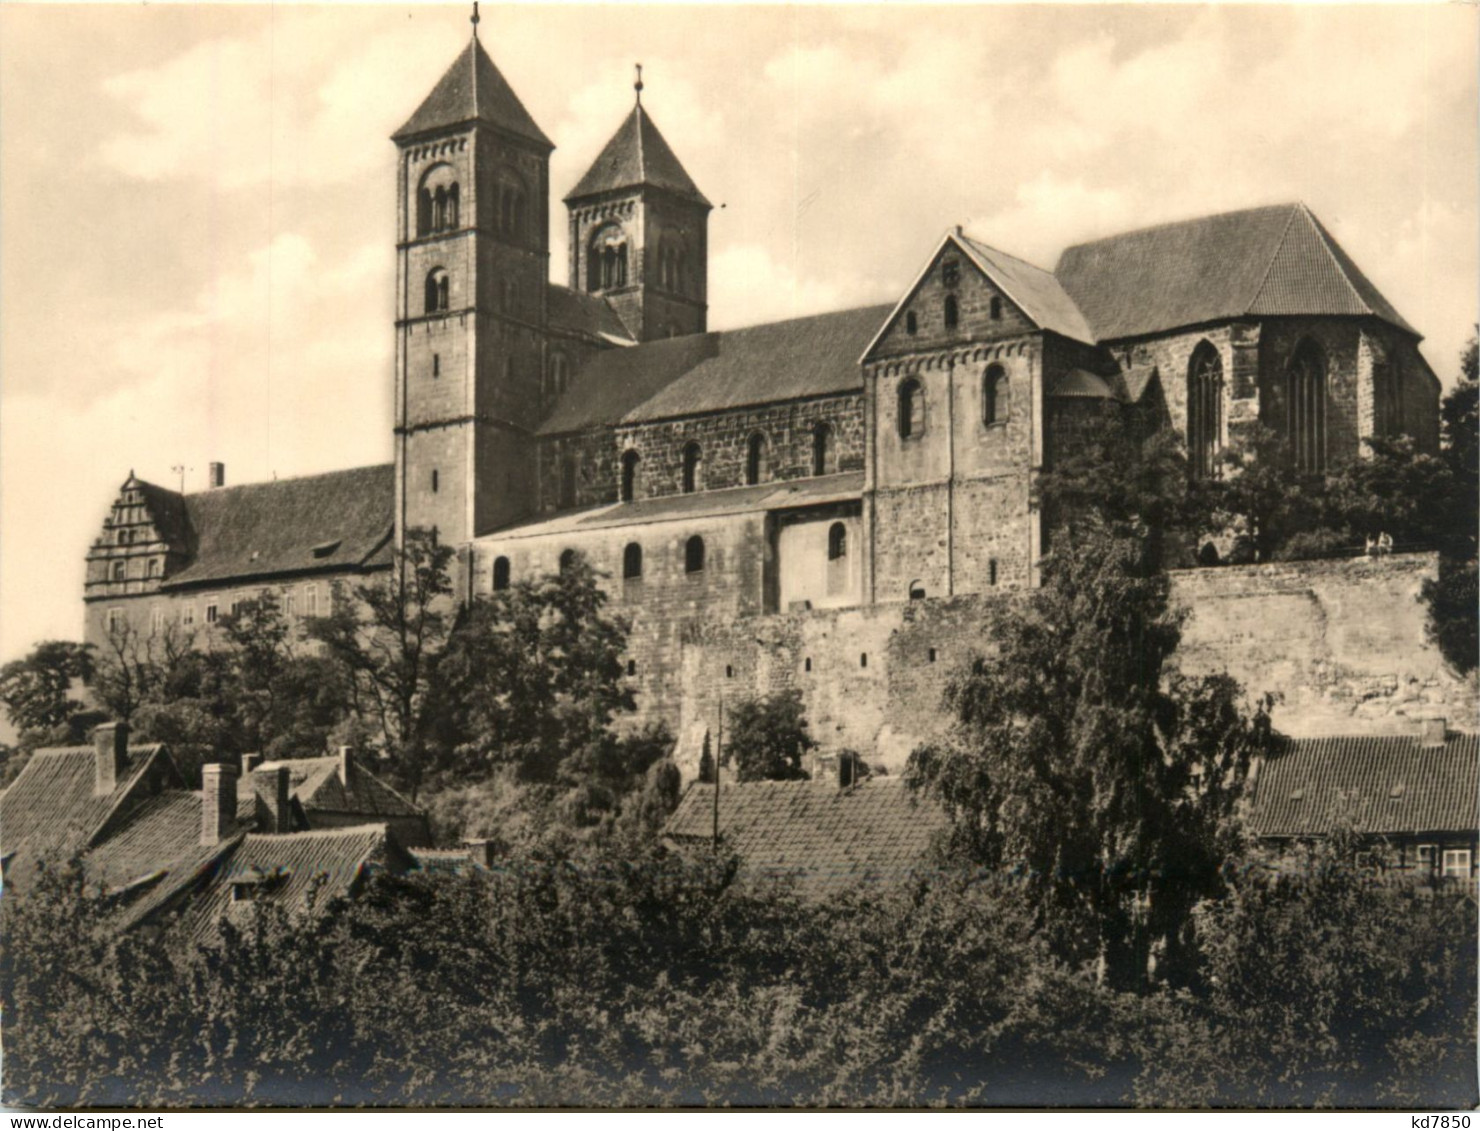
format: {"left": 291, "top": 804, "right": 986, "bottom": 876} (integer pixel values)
{"left": 431, "top": 469, "right": 439, "bottom": 493}
{"left": 623, "top": 542, "right": 643, "bottom": 580}
{"left": 811, "top": 422, "right": 833, "bottom": 476}
{"left": 685, "top": 534, "right": 705, "bottom": 574}
{"left": 804, "top": 657, "right": 812, "bottom": 672}
{"left": 725, "top": 664, "right": 734, "bottom": 679}
{"left": 626, "top": 660, "right": 637, "bottom": 676}
{"left": 990, "top": 296, "right": 1003, "bottom": 320}
{"left": 928, "top": 648, "right": 937, "bottom": 664}
{"left": 944, "top": 294, "right": 959, "bottom": 330}
{"left": 860, "top": 653, "right": 868, "bottom": 669}
{"left": 681, "top": 442, "right": 702, "bottom": 494}
{"left": 983, "top": 364, "right": 1009, "bottom": 426}
{"left": 745, "top": 432, "right": 767, "bottom": 486}
{"left": 620, "top": 449, "right": 640, "bottom": 503}
{"left": 432, "top": 353, "right": 440, "bottom": 378}
{"left": 492, "top": 556, "right": 510, "bottom": 591}
{"left": 905, "top": 311, "right": 918, "bottom": 335}
{"left": 898, "top": 377, "right": 923, "bottom": 439}
{"left": 988, "top": 558, "right": 999, "bottom": 586}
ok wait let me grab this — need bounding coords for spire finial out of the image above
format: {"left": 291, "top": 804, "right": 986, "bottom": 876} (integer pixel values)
{"left": 634, "top": 63, "right": 643, "bottom": 105}
{"left": 470, "top": 1, "right": 480, "bottom": 38}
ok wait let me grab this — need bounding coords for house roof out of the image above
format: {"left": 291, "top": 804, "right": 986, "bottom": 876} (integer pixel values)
{"left": 1248, "top": 732, "right": 1479, "bottom": 839}
{"left": 482, "top": 471, "right": 863, "bottom": 540}
{"left": 392, "top": 37, "right": 551, "bottom": 148}
{"left": 547, "top": 283, "right": 635, "bottom": 345}
{"left": 665, "top": 777, "right": 948, "bottom": 900}
{"left": 958, "top": 234, "right": 1098, "bottom": 345}
{"left": 157, "top": 463, "right": 394, "bottom": 589}
{"left": 1054, "top": 202, "right": 1417, "bottom": 343}
{"left": 564, "top": 102, "right": 709, "bottom": 206}
{"left": 1051, "top": 369, "right": 1117, "bottom": 399}
{"left": 84, "top": 790, "right": 204, "bottom": 892}
{"left": 255, "top": 756, "right": 422, "bottom": 819}
{"left": 540, "top": 305, "right": 888, "bottom": 435}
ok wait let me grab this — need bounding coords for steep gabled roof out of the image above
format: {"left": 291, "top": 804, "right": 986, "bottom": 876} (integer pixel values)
{"left": 665, "top": 778, "right": 948, "bottom": 900}
{"left": 1248, "top": 732, "right": 1479, "bottom": 839}
{"left": 255, "top": 756, "right": 422, "bottom": 819}
{"left": 547, "top": 283, "right": 635, "bottom": 345}
{"left": 540, "top": 305, "right": 889, "bottom": 435}
{"left": 85, "top": 790, "right": 204, "bottom": 892}
{"left": 392, "top": 37, "right": 551, "bottom": 148}
{"left": 161, "top": 464, "right": 394, "bottom": 589}
{"left": 1054, "top": 203, "right": 1417, "bottom": 342}
{"left": 564, "top": 103, "right": 709, "bottom": 206}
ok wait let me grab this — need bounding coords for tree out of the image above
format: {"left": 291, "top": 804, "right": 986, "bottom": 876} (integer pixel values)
{"left": 727, "top": 689, "right": 814, "bottom": 782}
{"left": 0, "top": 641, "right": 96, "bottom": 744}
{"left": 309, "top": 527, "right": 456, "bottom": 799}
{"left": 1419, "top": 334, "right": 1478, "bottom": 673}
{"left": 907, "top": 518, "right": 1278, "bottom": 991}
{"left": 1208, "top": 423, "right": 1328, "bottom": 562}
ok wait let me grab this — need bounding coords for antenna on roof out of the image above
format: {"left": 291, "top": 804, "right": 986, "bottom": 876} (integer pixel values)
{"left": 171, "top": 464, "right": 189, "bottom": 493}
{"left": 470, "top": 1, "right": 480, "bottom": 39}
{"left": 634, "top": 62, "right": 643, "bottom": 106}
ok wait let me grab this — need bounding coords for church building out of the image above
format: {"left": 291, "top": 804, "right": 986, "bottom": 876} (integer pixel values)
{"left": 84, "top": 31, "right": 1442, "bottom": 743}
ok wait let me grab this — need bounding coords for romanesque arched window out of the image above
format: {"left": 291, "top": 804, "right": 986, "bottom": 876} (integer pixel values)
{"left": 589, "top": 226, "right": 629, "bottom": 291}
{"left": 983, "top": 365, "right": 1009, "bottom": 426}
{"left": 828, "top": 522, "right": 847, "bottom": 561}
{"left": 1187, "top": 341, "right": 1224, "bottom": 479}
{"left": 416, "top": 162, "right": 458, "bottom": 236}
{"left": 944, "top": 294, "right": 959, "bottom": 331}
{"left": 446, "top": 182, "right": 460, "bottom": 229}
{"left": 812, "top": 422, "right": 833, "bottom": 476}
{"left": 898, "top": 377, "right": 924, "bottom": 439}
{"left": 425, "top": 268, "right": 449, "bottom": 314}
{"left": 433, "top": 186, "right": 447, "bottom": 232}
{"left": 745, "top": 432, "right": 767, "bottom": 486}
{"left": 492, "top": 556, "right": 510, "bottom": 591}
{"left": 681, "top": 442, "right": 702, "bottom": 494}
{"left": 620, "top": 449, "right": 640, "bottom": 503}
{"left": 1286, "top": 338, "right": 1328, "bottom": 473}
{"left": 623, "top": 542, "right": 643, "bottom": 580}
{"left": 685, "top": 534, "right": 705, "bottom": 573}
{"left": 147, "top": 559, "right": 160, "bottom": 578}
{"left": 417, "top": 187, "right": 433, "bottom": 237}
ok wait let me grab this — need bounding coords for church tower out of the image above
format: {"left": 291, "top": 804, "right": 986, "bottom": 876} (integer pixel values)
{"left": 564, "top": 73, "right": 711, "bottom": 342}
{"left": 392, "top": 28, "right": 553, "bottom": 546}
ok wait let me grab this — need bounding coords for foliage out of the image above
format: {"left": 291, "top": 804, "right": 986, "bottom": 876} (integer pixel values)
{"left": 1207, "top": 423, "right": 1328, "bottom": 562}
{"left": 727, "top": 689, "right": 815, "bottom": 782}
{"left": 0, "top": 641, "right": 95, "bottom": 736}
{"left": 1419, "top": 339, "right": 1478, "bottom": 673}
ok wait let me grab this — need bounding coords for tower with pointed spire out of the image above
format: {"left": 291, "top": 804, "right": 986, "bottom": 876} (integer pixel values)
{"left": 564, "top": 69, "right": 712, "bottom": 342}
{"left": 391, "top": 31, "right": 553, "bottom": 545}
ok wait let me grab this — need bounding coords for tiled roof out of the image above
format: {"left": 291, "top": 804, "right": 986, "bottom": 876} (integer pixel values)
{"left": 85, "top": 790, "right": 203, "bottom": 892}
{"left": 159, "top": 464, "right": 393, "bottom": 588}
{"left": 483, "top": 471, "right": 863, "bottom": 540}
{"left": 392, "top": 38, "right": 551, "bottom": 148}
{"left": 547, "top": 284, "right": 635, "bottom": 345}
{"left": 665, "top": 777, "right": 947, "bottom": 900}
{"left": 256, "top": 756, "right": 421, "bottom": 819}
{"left": 1054, "top": 203, "right": 1417, "bottom": 342}
{"left": 1248, "top": 733, "right": 1479, "bottom": 838}
{"left": 958, "top": 234, "right": 1097, "bottom": 345}
{"left": 565, "top": 103, "right": 709, "bottom": 206}
{"left": 540, "top": 305, "right": 888, "bottom": 435}
{"left": 0, "top": 744, "right": 175, "bottom": 881}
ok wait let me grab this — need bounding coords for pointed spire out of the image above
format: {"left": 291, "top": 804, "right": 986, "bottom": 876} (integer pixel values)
{"left": 393, "top": 36, "right": 551, "bottom": 149}
{"left": 564, "top": 85, "right": 709, "bottom": 207}
{"left": 634, "top": 63, "right": 643, "bottom": 105}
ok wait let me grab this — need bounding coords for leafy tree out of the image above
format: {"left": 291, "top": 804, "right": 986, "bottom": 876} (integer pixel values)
{"left": 1209, "top": 423, "right": 1328, "bottom": 562}
{"left": 908, "top": 519, "right": 1278, "bottom": 990}
{"left": 1420, "top": 334, "right": 1478, "bottom": 672}
{"left": 309, "top": 527, "right": 456, "bottom": 799}
{"left": 727, "top": 689, "right": 814, "bottom": 782}
{"left": 0, "top": 640, "right": 95, "bottom": 736}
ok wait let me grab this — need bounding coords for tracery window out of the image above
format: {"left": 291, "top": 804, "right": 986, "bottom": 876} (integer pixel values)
{"left": 1286, "top": 338, "right": 1328, "bottom": 473}
{"left": 1187, "top": 342, "right": 1224, "bottom": 479}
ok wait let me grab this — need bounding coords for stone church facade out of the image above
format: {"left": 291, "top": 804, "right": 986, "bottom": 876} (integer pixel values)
{"left": 84, "top": 34, "right": 1443, "bottom": 755}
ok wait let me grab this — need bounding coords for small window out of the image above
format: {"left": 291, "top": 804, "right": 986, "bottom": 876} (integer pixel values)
{"left": 811, "top": 422, "right": 833, "bottom": 477}
{"left": 944, "top": 294, "right": 959, "bottom": 330}
{"left": 620, "top": 449, "right": 640, "bottom": 503}
{"left": 559, "top": 457, "right": 577, "bottom": 508}
{"left": 623, "top": 542, "right": 643, "bottom": 580}
{"left": 928, "top": 647, "right": 937, "bottom": 663}
{"left": 425, "top": 268, "right": 450, "bottom": 314}
{"left": 1442, "top": 849, "right": 1471, "bottom": 879}
{"left": 626, "top": 659, "right": 637, "bottom": 676}
{"left": 550, "top": 353, "right": 569, "bottom": 398}
{"left": 111, "top": 560, "right": 126, "bottom": 581}
{"left": 681, "top": 442, "right": 702, "bottom": 494}
{"left": 559, "top": 549, "right": 577, "bottom": 574}
{"left": 941, "top": 260, "right": 960, "bottom": 288}
{"left": 431, "top": 469, "right": 440, "bottom": 493}
{"left": 303, "top": 585, "right": 319, "bottom": 618}
{"left": 905, "top": 311, "right": 918, "bottom": 335}
{"left": 908, "top": 581, "right": 926, "bottom": 600}
{"left": 283, "top": 589, "right": 296, "bottom": 618}
{"left": 745, "top": 432, "right": 767, "bottom": 486}
{"left": 432, "top": 353, "right": 440, "bottom": 378}
{"left": 492, "top": 556, "right": 510, "bottom": 591}
{"left": 725, "top": 664, "right": 734, "bottom": 679}
{"left": 182, "top": 603, "right": 196, "bottom": 627}
{"left": 828, "top": 522, "right": 847, "bottom": 561}
{"left": 983, "top": 365, "right": 1009, "bottom": 426}
{"left": 988, "top": 558, "right": 999, "bottom": 586}
{"left": 860, "top": 653, "right": 868, "bottom": 669}
{"left": 804, "top": 657, "right": 812, "bottom": 672}
{"left": 107, "top": 608, "right": 125, "bottom": 634}
{"left": 990, "top": 296, "right": 1003, "bottom": 320}
{"left": 898, "top": 378, "right": 923, "bottom": 439}
{"left": 1417, "top": 844, "right": 1437, "bottom": 873}
{"left": 685, "top": 534, "right": 705, "bottom": 574}
{"left": 150, "top": 605, "right": 165, "bottom": 634}
{"left": 205, "top": 599, "right": 219, "bottom": 625}
{"left": 147, "top": 559, "right": 160, "bottom": 578}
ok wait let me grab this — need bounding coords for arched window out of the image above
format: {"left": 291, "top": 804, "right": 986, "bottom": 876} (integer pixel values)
{"left": 416, "top": 162, "right": 457, "bottom": 236}
{"left": 812, "top": 422, "right": 833, "bottom": 476}
{"left": 589, "top": 226, "right": 629, "bottom": 291}
{"left": 990, "top": 296, "right": 1003, "bottom": 320}
{"left": 828, "top": 522, "right": 847, "bottom": 561}
{"left": 417, "top": 188, "right": 433, "bottom": 237}
{"left": 425, "top": 268, "right": 449, "bottom": 314}
{"left": 898, "top": 377, "right": 923, "bottom": 439}
{"left": 620, "top": 449, "right": 640, "bottom": 503}
{"left": 983, "top": 364, "right": 1009, "bottom": 426}
{"left": 1187, "top": 342, "right": 1224, "bottom": 479}
{"left": 433, "top": 186, "right": 447, "bottom": 231}
{"left": 1285, "top": 339, "right": 1328, "bottom": 473}
{"left": 681, "top": 442, "right": 702, "bottom": 494}
{"left": 112, "top": 560, "right": 126, "bottom": 581}
{"left": 623, "top": 542, "right": 643, "bottom": 580}
{"left": 496, "top": 170, "right": 527, "bottom": 241}
{"left": 492, "top": 556, "right": 510, "bottom": 591}
{"left": 906, "top": 311, "right": 918, "bottom": 335}
{"left": 1374, "top": 357, "right": 1402, "bottom": 438}
{"left": 944, "top": 294, "right": 959, "bottom": 330}
{"left": 745, "top": 432, "right": 767, "bottom": 486}
{"left": 549, "top": 353, "right": 569, "bottom": 398}
{"left": 559, "top": 456, "right": 577, "bottom": 508}
{"left": 685, "top": 534, "right": 705, "bottom": 573}
{"left": 559, "top": 548, "right": 577, "bottom": 574}
{"left": 446, "top": 182, "right": 460, "bottom": 229}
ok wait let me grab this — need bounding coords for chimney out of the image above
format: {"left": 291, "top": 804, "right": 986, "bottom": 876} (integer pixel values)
{"left": 462, "top": 838, "right": 497, "bottom": 869}
{"left": 338, "top": 745, "right": 355, "bottom": 794}
{"left": 1419, "top": 717, "right": 1447, "bottom": 748}
{"left": 92, "top": 721, "right": 129, "bottom": 796}
{"left": 201, "top": 763, "right": 238, "bottom": 845}
{"left": 253, "top": 764, "right": 292, "bottom": 834}
{"left": 838, "top": 750, "right": 859, "bottom": 790}
{"left": 208, "top": 462, "right": 225, "bottom": 489}
{"left": 242, "top": 752, "right": 263, "bottom": 774}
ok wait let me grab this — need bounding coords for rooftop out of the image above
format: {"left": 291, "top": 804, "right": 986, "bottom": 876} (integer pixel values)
{"left": 392, "top": 36, "right": 551, "bottom": 148}
{"left": 565, "top": 101, "right": 710, "bottom": 207}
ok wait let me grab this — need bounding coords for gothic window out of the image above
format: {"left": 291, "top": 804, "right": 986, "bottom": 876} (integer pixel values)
{"left": 745, "top": 432, "right": 767, "bottom": 486}
{"left": 812, "top": 422, "right": 833, "bottom": 476}
{"left": 589, "top": 226, "right": 629, "bottom": 291}
{"left": 990, "top": 296, "right": 1003, "bottom": 321}
{"left": 559, "top": 456, "right": 577, "bottom": 508}
{"left": 492, "top": 556, "right": 510, "bottom": 591}
{"left": 1374, "top": 358, "right": 1402, "bottom": 438}
{"left": 623, "top": 542, "right": 643, "bottom": 580}
{"left": 983, "top": 364, "right": 1009, "bottom": 426}
{"left": 944, "top": 294, "right": 959, "bottom": 331}
{"left": 620, "top": 449, "right": 640, "bottom": 503}
{"left": 685, "top": 534, "right": 705, "bottom": 574}
{"left": 111, "top": 560, "right": 126, "bottom": 581}
{"left": 1187, "top": 342, "right": 1224, "bottom": 479}
{"left": 906, "top": 311, "right": 918, "bottom": 336}
{"left": 681, "top": 442, "right": 702, "bottom": 494}
{"left": 1285, "top": 338, "right": 1328, "bottom": 473}
{"left": 898, "top": 377, "right": 924, "bottom": 439}
{"left": 425, "top": 268, "right": 450, "bottom": 314}
{"left": 828, "top": 522, "right": 847, "bottom": 561}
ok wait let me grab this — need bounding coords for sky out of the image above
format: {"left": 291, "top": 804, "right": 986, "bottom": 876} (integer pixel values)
{"left": 1, "top": 2, "right": 1476, "bottom": 665}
